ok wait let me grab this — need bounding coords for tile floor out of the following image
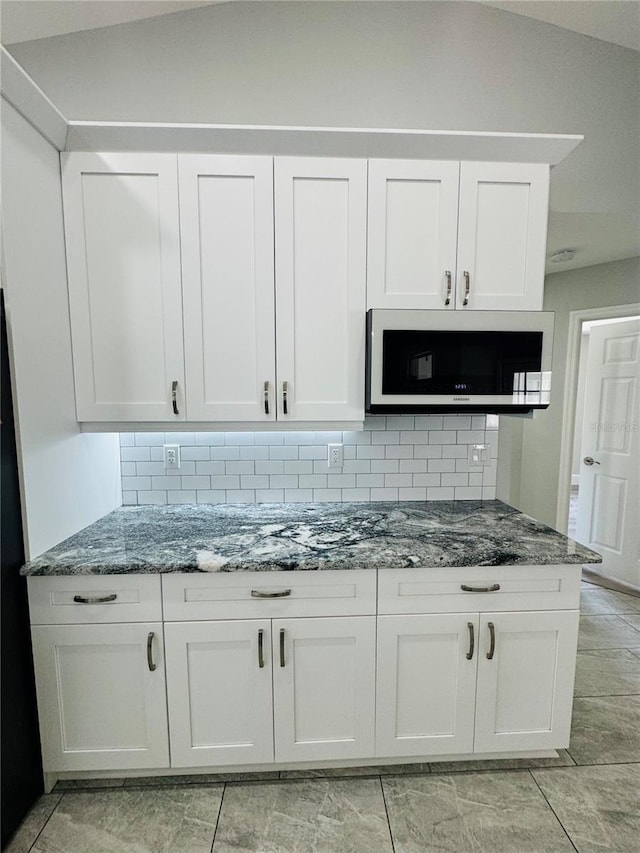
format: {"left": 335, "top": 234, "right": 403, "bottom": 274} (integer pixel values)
{"left": 7, "top": 577, "right": 640, "bottom": 853}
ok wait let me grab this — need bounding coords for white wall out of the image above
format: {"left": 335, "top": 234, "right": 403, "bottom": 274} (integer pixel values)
{"left": 1, "top": 99, "right": 121, "bottom": 559}
{"left": 7, "top": 1, "right": 639, "bottom": 220}
{"left": 499, "top": 256, "right": 640, "bottom": 528}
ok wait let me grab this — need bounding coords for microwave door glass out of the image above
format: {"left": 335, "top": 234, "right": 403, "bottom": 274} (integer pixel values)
{"left": 381, "top": 330, "right": 544, "bottom": 396}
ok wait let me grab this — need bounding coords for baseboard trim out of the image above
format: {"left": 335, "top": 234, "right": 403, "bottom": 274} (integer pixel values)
{"left": 582, "top": 566, "right": 640, "bottom": 597}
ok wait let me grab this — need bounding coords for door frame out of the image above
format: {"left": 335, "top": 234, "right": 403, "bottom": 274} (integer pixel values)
{"left": 555, "top": 302, "right": 640, "bottom": 533}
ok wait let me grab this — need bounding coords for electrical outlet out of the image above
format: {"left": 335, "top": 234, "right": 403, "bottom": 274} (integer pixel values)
{"left": 468, "top": 444, "right": 490, "bottom": 466}
{"left": 328, "top": 443, "right": 344, "bottom": 469}
{"left": 164, "top": 444, "right": 181, "bottom": 470}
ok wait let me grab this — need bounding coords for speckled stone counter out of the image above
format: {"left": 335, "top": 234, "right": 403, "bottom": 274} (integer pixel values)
{"left": 21, "top": 500, "right": 601, "bottom": 576}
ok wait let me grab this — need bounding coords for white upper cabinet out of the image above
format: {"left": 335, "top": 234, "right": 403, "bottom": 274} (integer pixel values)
{"left": 456, "top": 162, "right": 549, "bottom": 311}
{"left": 367, "top": 160, "right": 549, "bottom": 311}
{"left": 179, "top": 155, "right": 276, "bottom": 421}
{"left": 62, "top": 153, "right": 185, "bottom": 421}
{"left": 367, "top": 160, "right": 460, "bottom": 310}
{"left": 275, "top": 158, "right": 367, "bottom": 422}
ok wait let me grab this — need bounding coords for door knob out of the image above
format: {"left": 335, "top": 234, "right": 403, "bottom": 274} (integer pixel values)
{"left": 583, "top": 456, "right": 600, "bottom": 466}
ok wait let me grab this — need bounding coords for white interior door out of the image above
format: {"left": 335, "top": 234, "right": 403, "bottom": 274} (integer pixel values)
{"left": 179, "top": 155, "right": 276, "bottom": 421}
{"left": 575, "top": 318, "right": 640, "bottom": 585}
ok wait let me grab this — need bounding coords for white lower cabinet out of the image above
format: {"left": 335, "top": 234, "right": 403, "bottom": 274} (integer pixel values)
{"left": 28, "top": 566, "right": 581, "bottom": 781}
{"left": 376, "top": 609, "right": 579, "bottom": 759}
{"left": 165, "top": 619, "right": 274, "bottom": 767}
{"left": 164, "top": 616, "right": 376, "bottom": 768}
{"left": 31, "top": 622, "right": 169, "bottom": 772}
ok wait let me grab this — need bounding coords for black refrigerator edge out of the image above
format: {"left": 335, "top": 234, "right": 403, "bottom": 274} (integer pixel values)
{"left": 1, "top": 287, "right": 44, "bottom": 847}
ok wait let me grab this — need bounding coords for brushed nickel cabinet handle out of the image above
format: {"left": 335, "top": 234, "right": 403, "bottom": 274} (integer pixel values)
{"left": 462, "top": 271, "right": 470, "bottom": 306}
{"left": 264, "top": 381, "right": 270, "bottom": 415}
{"left": 279, "top": 628, "right": 286, "bottom": 668}
{"left": 466, "top": 622, "right": 475, "bottom": 660}
{"left": 444, "top": 270, "right": 452, "bottom": 306}
{"left": 171, "top": 380, "right": 179, "bottom": 415}
{"left": 251, "top": 589, "right": 292, "bottom": 599}
{"left": 258, "top": 629, "right": 265, "bottom": 669}
{"left": 460, "top": 584, "right": 500, "bottom": 593}
{"left": 282, "top": 381, "right": 288, "bottom": 415}
{"left": 487, "top": 622, "right": 496, "bottom": 661}
{"left": 73, "top": 593, "right": 117, "bottom": 604}
{"left": 147, "top": 632, "right": 157, "bottom": 672}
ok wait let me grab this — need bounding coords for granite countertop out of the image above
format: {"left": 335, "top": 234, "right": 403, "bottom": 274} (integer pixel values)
{"left": 21, "top": 500, "right": 601, "bottom": 576}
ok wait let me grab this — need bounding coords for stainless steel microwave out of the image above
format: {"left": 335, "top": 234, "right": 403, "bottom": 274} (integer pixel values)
{"left": 366, "top": 309, "right": 554, "bottom": 413}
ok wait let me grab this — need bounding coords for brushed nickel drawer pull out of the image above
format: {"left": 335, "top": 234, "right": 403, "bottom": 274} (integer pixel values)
{"left": 73, "top": 593, "right": 117, "bottom": 604}
{"left": 282, "top": 381, "right": 288, "bottom": 415}
{"left": 147, "top": 632, "right": 157, "bottom": 672}
{"left": 444, "top": 270, "right": 452, "bottom": 306}
{"left": 462, "top": 271, "right": 470, "bottom": 306}
{"left": 251, "top": 589, "right": 292, "bottom": 599}
{"left": 258, "top": 629, "right": 265, "bottom": 669}
{"left": 171, "top": 380, "right": 179, "bottom": 415}
{"left": 264, "top": 381, "right": 270, "bottom": 415}
{"left": 487, "top": 622, "right": 496, "bottom": 661}
{"left": 460, "top": 584, "right": 500, "bottom": 593}
{"left": 466, "top": 622, "right": 475, "bottom": 660}
{"left": 279, "top": 628, "right": 286, "bottom": 668}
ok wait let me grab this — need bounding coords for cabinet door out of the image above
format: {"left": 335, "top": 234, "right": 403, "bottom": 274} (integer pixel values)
{"left": 273, "top": 616, "right": 375, "bottom": 762}
{"left": 274, "top": 158, "right": 367, "bottom": 421}
{"left": 376, "top": 614, "right": 478, "bottom": 758}
{"left": 474, "top": 610, "right": 579, "bottom": 753}
{"left": 61, "top": 153, "right": 185, "bottom": 421}
{"left": 456, "top": 162, "right": 549, "bottom": 310}
{"left": 164, "top": 620, "right": 274, "bottom": 767}
{"left": 367, "top": 160, "right": 460, "bottom": 309}
{"left": 31, "top": 623, "right": 169, "bottom": 772}
{"left": 179, "top": 155, "right": 276, "bottom": 421}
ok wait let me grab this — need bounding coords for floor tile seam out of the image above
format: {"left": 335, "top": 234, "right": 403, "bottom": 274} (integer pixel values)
{"left": 561, "top": 758, "right": 640, "bottom": 769}
{"left": 378, "top": 775, "right": 397, "bottom": 853}
{"left": 573, "top": 686, "right": 640, "bottom": 694}
{"left": 26, "top": 793, "right": 64, "bottom": 853}
{"left": 526, "top": 769, "right": 579, "bottom": 853}
{"left": 209, "top": 781, "right": 226, "bottom": 852}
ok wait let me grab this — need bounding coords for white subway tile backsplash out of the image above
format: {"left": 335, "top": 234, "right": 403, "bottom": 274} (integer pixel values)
{"left": 169, "top": 489, "right": 195, "bottom": 503}
{"left": 428, "top": 459, "right": 456, "bottom": 473}
{"left": 285, "top": 488, "right": 314, "bottom": 502}
{"left": 269, "top": 446, "right": 299, "bottom": 460}
{"left": 370, "top": 487, "right": 398, "bottom": 501}
{"left": 196, "top": 490, "right": 226, "bottom": 504}
{"left": 195, "top": 432, "right": 225, "bottom": 446}
{"left": 181, "top": 476, "right": 212, "bottom": 490}
{"left": 121, "top": 415, "right": 499, "bottom": 506}
{"left": 226, "top": 461, "right": 255, "bottom": 475}
{"left": 399, "top": 487, "right": 427, "bottom": 501}
{"left": 240, "top": 446, "right": 270, "bottom": 460}
{"left": 241, "top": 475, "right": 270, "bottom": 489}
{"left": 136, "top": 461, "right": 167, "bottom": 476}
{"left": 121, "top": 446, "right": 151, "bottom": 462}
{"left": 256, "top": 489, "right": 285, "bottom": 503}
{"left": 211, "top": 447, "right": 240, "bottom": 461}
{"left": 136, "top": 490, "right": 168, "bottom": 505}
{"left": 195, "top": 461, "right": 226, "bottom": 476}
{"left": 180, "top": 446, "right": 211, "bottom": 461}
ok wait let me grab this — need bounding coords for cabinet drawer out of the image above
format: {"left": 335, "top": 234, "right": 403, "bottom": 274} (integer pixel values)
{"left": 27, "top": 575, "right": 162, "bottom": 624}
{"left": 378, "top": 565, "right": 581, "bottom": 615}
{"left": 162, "top": 570, "right": 376, "bottom": 620}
